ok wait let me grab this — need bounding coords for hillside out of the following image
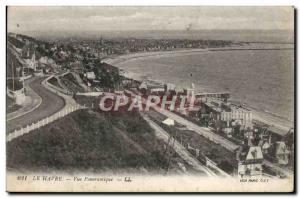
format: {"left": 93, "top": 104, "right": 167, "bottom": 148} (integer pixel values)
{"left": 7, "top": 109, "right": 195, "bottom": 174}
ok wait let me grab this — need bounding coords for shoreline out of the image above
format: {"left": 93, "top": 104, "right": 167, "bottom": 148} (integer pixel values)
{"left": 103, "top": 43, "right": 294, "bottom": 65}
{"left": 103, "top": 46, "right": 294, "bottom": 133}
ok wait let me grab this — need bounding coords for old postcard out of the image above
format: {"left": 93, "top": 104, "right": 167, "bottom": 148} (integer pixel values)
{"left": 6, "top": 6, "right": 295, "bottom": 192}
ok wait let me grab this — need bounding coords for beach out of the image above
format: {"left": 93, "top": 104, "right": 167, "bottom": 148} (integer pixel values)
{"left": 103, "top": 44, "right": 294, "bottom": 132}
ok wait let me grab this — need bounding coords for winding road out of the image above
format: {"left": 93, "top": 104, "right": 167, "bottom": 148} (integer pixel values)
{"left": 6, "top": 77, "right": 65, "bottom": 134}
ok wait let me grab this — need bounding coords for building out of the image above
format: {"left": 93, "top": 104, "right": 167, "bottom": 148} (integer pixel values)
{"left": 101, "top": 62, "right": 119, "bottom": 74}
{"left": 7, "top": 81, "right": 26, "bottom": 105}
{"left": 85, "top": 71, "right": 96, "bottom": 80}
{"left": 183, "top": 83, "right": 195, "bottom": 100}
{"left": 244, "top": 130, "right": 255, "bottom": 142}
{"left": 238, "top": 146, "right": 263, "bottom": 178}
{"left": 23, "top": 50, "right": 38, "bottom": 71}
{"left": 70, "top": 61, "right": 83, "bottom": 73}
{"left": 199, "top": 99, "right": 253, "bottom": 129}
{"left": 21, "top": 43, "right": 40, "bottom": 72}
{"left": 220, "top": 104, "right": 252, "bottom": 128}
{"left": 39, "top": 56, "right": 56, "bottom": 66}
{"left": 164, "top": 83, "right": 176, "bottom": 93}
{"left": 162, "top": 118, "right": 175, "bottom": 126}
{"left": 195, "top": 92, "right": 230, "bottom": 102}
{"left": 138, "top": 82, "right": 148, "bottom": 90}
{"left": 222, "top": 126, "right": 233, "bottom": 137}
{"left": 261, "top": 141, "right": 271, "bottom": 154}
{"left": 150, "top": 87, "right": 165, "bottom": 95}
{"left": 122, "top": 78, "right": 140, "bottom": 89}
{"left": 82, "top": 71, "right": 97, "bottom": 87}
{"left": 138, "top": 81, "right": 166, "bottom": 95}
{"left": 274, "top": 141, "right": 290, "bottom": 165}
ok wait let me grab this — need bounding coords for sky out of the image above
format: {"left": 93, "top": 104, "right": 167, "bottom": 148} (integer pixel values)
{"left": 7, "top": 6, "right": 294, "bottom": 35}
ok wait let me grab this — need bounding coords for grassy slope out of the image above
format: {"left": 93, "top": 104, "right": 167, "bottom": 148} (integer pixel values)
{"left": 7, "top": 109, "right": 191, "bottom": 174}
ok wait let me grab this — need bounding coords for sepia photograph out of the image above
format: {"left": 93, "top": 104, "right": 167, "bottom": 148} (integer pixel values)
{"left": 6, "top": 6, "right": 295, "bottom": 192}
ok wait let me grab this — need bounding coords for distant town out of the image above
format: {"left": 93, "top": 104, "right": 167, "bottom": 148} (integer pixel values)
{"left": 7, "top": 32, "right": 294, "bottom": 178}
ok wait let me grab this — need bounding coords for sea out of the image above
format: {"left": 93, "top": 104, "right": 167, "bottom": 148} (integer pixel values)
{"left": 107, "top": 30, "right": 294, "bottom": 124}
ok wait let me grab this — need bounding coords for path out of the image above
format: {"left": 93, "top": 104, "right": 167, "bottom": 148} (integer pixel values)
{"left": 7, "top": 77, "right": 42, "bottom": 121}
{"left": 6, "top": 77, "right": 65, "bottom": 133}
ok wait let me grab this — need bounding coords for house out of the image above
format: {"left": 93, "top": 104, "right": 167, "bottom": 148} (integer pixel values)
{"left": 85, "top": 71, "right": 96, "bottom": 80}
{"left": 183, "top": 83, "right": 195, "bottom": 100}
{"left": 199, "top": 99, "right": 222, "bottom": 121}
{"left": 7, "top": 78, "right": 25, "bottom": 105}
{"left": 83, "top": 71, "right": 96, "bottom": 87}
{"left": 221, "top": 121, "right": 233, "bottom": 137}
{"left": 164, "top": 83, "right": 176, "bottom": 93}
{"left": 139, "top": 82, "right": 148, "bottom": 90}
{"left": 21, "top": 43, "right": 35, "bottom": 59}
{"left": 244, "top": 130, "right": 255, "bottom": 141}
{"left": 39, "top": 56, "right": 56, "bottom": 66}
{"left": 22, "top": 49, "right": 38, "bottom": 71}
{"left": 238, "top": 146, "right": 263, "bottom": 178}
{"left": 221, "top": 105, "right": 252, "bottom": 128}
{"left": 199, "top": 99, "right": 253, "bottom": 131}
{"left": 150, "top": 87, "right": 165, "bottom": 95}
{"left": 261, "top": 141, "right": 271, "bottom": 154}
{"left": 43, "top": 65, "right": 53, "bottom": 74}
{"left": 122, "top": 78, "right": 140, "bottom": 89}
{"left": 257, "top": 134, "right": 271, "bottom": 154}
{"left": 223, "top": 127, "right": 233, "bottom": 137}
{"left": 274, "top": 141, "right": 290, "bottom": 165}
{"left": 162, "top": 118, "right": 175, "bottom": 126}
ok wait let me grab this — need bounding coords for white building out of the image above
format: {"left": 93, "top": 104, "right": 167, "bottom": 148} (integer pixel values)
{"left": 139, "top": 82, "right": 148, "bottom": 90}
{"left": 275, "top": 141, "right": 290, "bottom": 165}
{"left": 162, "top": 118, "right": 175, "bottom": 126}
{"left": 23, "top": 50, "right": 37, "bottom": 71}
{"left": 7, "top": 86, "right": 26, "bottom": 105}
{"left": 150, "top": 87, "right": 165, "bottom": 94}
{"left": 165, "top": 83, "right": 176, "bottom": 92}
{"left": 184, "top": 83, "right": 195, "bottom": 99}
{"left": 39, "top": 56, "right": 56, "bottom": 66}
{"left": 220, "top": 106, "right": 253, "bottom": 128}
{"left": 238, "top": 146, "right": 263, "bottom": 178}
{"left": 85, "top": 71, "right": 96, "bottom": 80}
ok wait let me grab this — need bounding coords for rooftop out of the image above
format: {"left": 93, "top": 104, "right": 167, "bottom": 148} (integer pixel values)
{"left": 245, "top": 146, "right": 263, "bottom": 161}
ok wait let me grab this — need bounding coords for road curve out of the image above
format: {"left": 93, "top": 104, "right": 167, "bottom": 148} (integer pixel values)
{"left": 6, "top": 77, "right": 65, "bottom": 133}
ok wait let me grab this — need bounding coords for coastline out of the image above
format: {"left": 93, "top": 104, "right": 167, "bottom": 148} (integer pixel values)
{"left": 103, "top": 43, "right": 294, "bottom": 66}
{"left": 103, "top": 46, "right": 294, "bottom": 133}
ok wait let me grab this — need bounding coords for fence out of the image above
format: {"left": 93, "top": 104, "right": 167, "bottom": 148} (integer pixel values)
{"left": 7, "top": 104, "right": 87, "bottom": 142}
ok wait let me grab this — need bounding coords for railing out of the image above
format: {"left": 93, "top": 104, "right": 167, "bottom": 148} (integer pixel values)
{"left": 7, "top": 104, "right": 87, "bottom": 142}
